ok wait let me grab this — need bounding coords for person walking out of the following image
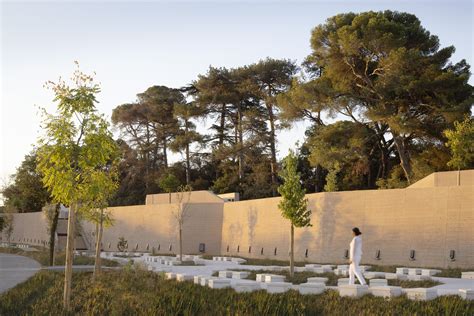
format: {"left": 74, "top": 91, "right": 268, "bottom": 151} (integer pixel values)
{"left": 349, "top": 227, "right": 366, "bottom": 285}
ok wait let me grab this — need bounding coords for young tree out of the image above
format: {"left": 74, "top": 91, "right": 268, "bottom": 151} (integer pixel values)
{"left": 42, "top": 203, "right": 60, "bottom": 266}
{"left": 278, "top": 150, "right": 312, "bottom": 277}
{"left": 444, "top": 117, "right": 474, "bottom": 185}
{"left": 173, "top": 185, "right": 192, "bottom": 262}
{"left": 158, "top": 173, "right": 181, "bottom": 203}
{"left": 36, "top": 64, "right": 119, "bottom": 310}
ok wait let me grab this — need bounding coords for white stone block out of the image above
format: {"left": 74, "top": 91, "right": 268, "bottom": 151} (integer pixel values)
{"left": 208, "top": 279, "right": 231, "bottom": 289}
{"left": 321, "top": 265, "right": 335, "bottom": 270}
{"left": 294, "top": 267, "right": 306, "bottom": 273}
{"left": 309, "top": 267, "right": 331, "bottom": 274}
{"left": 200, "top": 277, "right": 217, "bottom": 286}
{"left": 395, "top": 274, "right": 408, "bottom": 280}
{"left": 212, "top": 257, "right": 219, "bottom": 261}
{"left": 147, "top": 265, "right": 154, "bottom": 271}
{"left": 305, "top": 264, "right": 321, "bottom": 268}
{"left": 256, "top": 274, "right": 268, "bottom": 282}
{"left": 193, "top": 255, "right": 203, "bottom": 260}
{"left": 194, "top": 259, "right": 206, "bottom": 265}
{"left": 231, "top": 258, "right": 247, "bottom": 264}
{"left": 176, "top": 274, "right": 194, "bottom": 282}
{"left": 298, "top": 283, "right": 326, "bottom": 295}
{"left": 337, "top": 265, "right": 349, "bottom": 270}
{"left": 266, "top": 282, "right": 292, "bottom": 294}
{"left": 459, "top": 289, "right": 474, "bottom": 300}
{"left": 232, "top": 271, "right": 250, "bottom": 279}
{"left": 406, "top": 288, "right": 438, "bottom": 301}
{"left": 369, "top": 279, "right": 388, "bottom": 287}
{"left": 407, "top": 275, "right": 431, "bottom": 281}
{"left": 265, "top": 275, "right": 286, "bottom": 283}
{"left": 165, "top": 272, "right": 176, "bottom": 280}
{"left": 337, "top": 278, "right": 350, "bottom": 286}
{"left": 193, "top": 275, "right": 204, "bottom": 285}
{"left": 408, "top": 268, "right": 422, "bottom": 276}
{"left": 218, "top": 271, "right": 234, "bottom": 278}
{"left": 364, "top": 272, "right": 386, "bottom": 279}
{"left": 334, "top": 269, "right": 349, "bottom": 276}
{"left": 338, "top": 284, "right": 369, "bottom": 298}
{"left": 233, "top": 281, "right": 261, "bottom": 293}
{"left": 370, "top": 286, "right": 402, "bottom": 298}
{"left": 461, "top": 272, "right": 474, "bottom": 279}
{"left": 421, "top": 269, "right": 441, "bottom": 276}
{"left": 384, "top": 273, "right": 398, "bottom": 280}
{"left": 396, "top": 268, "right": 409, "bottom": 275}
{"left": 307, "top": 277, "right": 328, "bottom": 284}
{"left": 359, "top": 266, "right": 371, "bottom": 272}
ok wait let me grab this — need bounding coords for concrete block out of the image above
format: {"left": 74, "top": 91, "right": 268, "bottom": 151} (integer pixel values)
{"left": 369, "top": 279, "right": 388, "bottom": 287}
{"left": 334, "top": 269, "right": 349, "bottom": 276}
{"left": 370, "top": 286, "right": 402, "bottom": 298}
{"left": 305, "top": 264, "right": 321, "bottom": 268}
{"left": 406, "top": 288, "right": 438, "bottom": 301}
{"left": 408, "top": 268, "right": 422, "bottom": 276}
{"left": 321, "top": 265, "right": 335, "bottom": 270}
{"left": 421, "top": 269, "right": 441, "bottom": 276}
{"left": 337, "top": 278, "right": 350, "bottom": 286}
{"left": 256, "top": 274, "right": 268, "bottom": 282}
{"left": 200, "top": 277, "right": 217, "bottom": 286}
{"left": 176, "top": 274, "right": 194, "bottom": 282}
{"left": 309, "top": 267, "right": 331, "bottom": 274}
{"left": 233, "top": 281, "right": 261, "bottom": 293}
{"left": 407, "top": 275, "right": 431, "bottom": 281}
{"left": 396, "top": 268, "right": 409, "bottom": 275}
{"left": 265, "top": 282, "right": 292, "bottom": 294}
{"left": 232, "top": 271, "right": 250, "bottom": 279}
{"left": 338, "top": 284, "right": 369, "bottom": 298}
{"left": 459, "top": 289, "right": 474, "bottom": 300}
{"left": 231, "top": 258, "right": 246, "bottom": 264}
{"left": 298, "top": 283, "right": 326, "bottom": 295}
{"left": 265, "top": 275, "right": 286, "bottom": 283}
{"left": 461, "top": 272, "right": 474, "bottom": 279}
{"left": 395, "top": 274, "right": 408, "bottom": 280}
{"left": 337, "top": 265, "right": 349, "bottom": 269}
{"left": 193, "top": 255, "right": 203, "bottom": 260}
{"left": 307, "top": 277, "right": 328, "bottom": 284}
{"left": 359, "top": 266, "right": 371, "bottom": 272}
{"left": 364, "top": 272, "right": 386, "bottom": 279}
{"left": 218, "top": 271, "right": 234, "bottom": 278}
{"left": 194, "top": 259, "right": 206, "bottom": 265}
{"left": 208, "top": 279, "right": 231, "bottom": 289}
{"left": 384, "top": 273, "right": 398, "bottom": 280}
{"left": 193, "top": 275, "right": 204, "bottom": 285}
{"left": 165, "top": 272, "right": 176, "bottom": 280}
{"left": 294, "top": 267, "right": 306, "bottom": 273}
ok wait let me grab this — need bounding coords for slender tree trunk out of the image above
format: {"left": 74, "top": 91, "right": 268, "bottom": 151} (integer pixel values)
{"left": 163, "top": 138, "right": 168, "bottom": 168}
{"left": 393, "top": 135, "right": 412, "bottom": 184}
{"left": 49, "top": 204, "right": 60, "bottom": 266}
{"left": 457, "top": 168, "right": 461, "bottom": 186}
{"left": 267, "top": 104, "right": 278, "bottom": 196}
{"left": 93, "top": 212, "right": 103, "bottom": 281}
{"left": 290, "top": 224, "right": 294, "bottom": 278}
{"left": 179, "top": 224, "right": 183, "bottom": 262}
{"left": 185, "top": 121, "right": 191, "bottom": 185}
{"left": 168, "top": 192, "right": 171, "bottom": 204}
{"left": 219, "top": 103, "right": 226, "bottom": 147}
{"left": 237, "top": 107, "right": 244, "bottom": 181}
{"left": 63, "top": 203, "right": 75, "bottom": 310}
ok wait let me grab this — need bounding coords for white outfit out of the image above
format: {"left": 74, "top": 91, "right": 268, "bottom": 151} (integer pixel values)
{"left": 349, "top": 235, "right": 366, "bottom": 285}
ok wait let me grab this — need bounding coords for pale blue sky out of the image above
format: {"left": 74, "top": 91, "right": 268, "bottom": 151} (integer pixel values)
{"left": 1, "top": 0, "right": 473, "bottom": 186}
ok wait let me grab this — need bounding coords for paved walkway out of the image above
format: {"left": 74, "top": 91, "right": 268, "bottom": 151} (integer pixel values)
{"left": 0, "top": 253, "right": 41, "bottom": 294}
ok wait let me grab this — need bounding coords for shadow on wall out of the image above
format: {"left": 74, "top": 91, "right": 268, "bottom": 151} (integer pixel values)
{"left": 247, "top": 206, "right": 258, "bottom": 246}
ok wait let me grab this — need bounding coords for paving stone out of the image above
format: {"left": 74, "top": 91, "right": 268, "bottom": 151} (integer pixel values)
{"left": 406, "top": 288, "right": 438, "bottom": 301}
{"left": 298, "top": 283, "right": 326, "bottom": 295}
{"left": 370, "top": 286, "right": 402, "bottom": 298}
{"left": 265, "top": 282, "right": 292, "bottom": 294}
{"left": 338, "top": 284, "right": 369, "bottom": 298}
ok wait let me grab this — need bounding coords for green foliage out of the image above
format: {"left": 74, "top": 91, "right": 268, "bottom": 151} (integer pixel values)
{"left": 1, "top": 151, "right": 51, "bottom": 213}
{"left": 324, "top": 165, "right": 340, "bottom": 192}
{"left": 444, "top": 117, "right": 474, "bottom": 170}
{"left": 278, "top": 151, "right": 311, "bottom": 228}
{"left": 158, "top": 173, "right": 181, "bottom": 193}
{"left": 36, "top": 64, "right": 120, "bottom": 214}
{"left": 1, "top": 270, "right": 473, "bottom": 316}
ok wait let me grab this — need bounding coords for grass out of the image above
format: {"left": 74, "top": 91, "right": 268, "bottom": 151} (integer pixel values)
{"left": 0, "top": 269, "right": 472, "bottom": 316}
{"left": 0, "top": 247, "right": 120, "bottom": 267}
{"left": 387, "top": 279, "right": 442, "bottom": 288}
{"left": 368, "top": 264, "right": 474, "bottom": 278}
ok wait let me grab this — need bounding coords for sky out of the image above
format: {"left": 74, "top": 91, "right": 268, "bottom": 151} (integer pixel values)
{"left": 1, "top": 0, "right": 473, "bottom": 190}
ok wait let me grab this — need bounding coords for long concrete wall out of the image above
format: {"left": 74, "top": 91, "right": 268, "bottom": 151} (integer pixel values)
{"left": 0, "top": 212, "right": 49, "bottom": 247}
{"left": 2, "top": 170, "right": 473, "bottom": 268}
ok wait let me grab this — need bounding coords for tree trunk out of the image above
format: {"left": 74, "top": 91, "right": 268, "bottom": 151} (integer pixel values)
{"left": 163, "top": 138, "right": 168, "bottom": 168}
{"left": 267, "top": 104, "right": 278, "bottom": 196}
{"left": 237, "top": 107, "right": 244, "bottom": 181}
{"left": 185, "top": 124, "right": 191, "bottom": 185}
{"left": 93, "top": 212, "right": 103, "bottom": 281}
{"left": 219, "top": 103, "right": 226, "bottom": 147}
{"left": 179, "top": 225, "right": 183, "bottom": 262}
{"left": 393, "top": 135, "right": 412, "bottom": 184}
{"left": 457, "top": 168, "right": 461, "bottom": 186}
{"left": 63, "top": 204, "right": 75, "bottom": 310}
{"left": 49, "top": 204, "right": 60, "bottom": 266}
{"left": 290, "top": 224, "right": 294, "bottom": 278}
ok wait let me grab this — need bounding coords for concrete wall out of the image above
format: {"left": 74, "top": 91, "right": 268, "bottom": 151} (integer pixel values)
{"left": 220, "top": 185, "right": 474, "bottom": 268}
{"left": 145, "top": 190, "right": 223, "bottom": 205}
{"left": 0, "top": 212, "right": 49, "bottom": 247}
{"left": 2, "top": 170, "right": 473, "bottom": 268}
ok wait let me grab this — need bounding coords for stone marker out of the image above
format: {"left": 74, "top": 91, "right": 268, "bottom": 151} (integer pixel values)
{"left": 193, "top": 275, "right": 204, "bottom": 285}
{"left": 337, "top": 265, "right": 349, "bottom": 269}
{"left": 406, "top": 288, "right": 438, "bottom": 301}
{"left": 265, "top": 275, "right": 286, "bottom": 283}
{"left": 337, "top": 278, "right": 350, "bottom": 286}
{"left": 396, "top": 268, "right": 409, "bottom": 275}
{"left": 334, "top": 269, "right": 349, "bottom": 276}
{"left": 338, "top": 284, "right": 369, "bottom": 298}
{"left": 232, "top": 271, "right": 250, "bottom": 279}
{"left": 363, "top": 272, "right": 386, "bottom": 279}
{"left": 294, "top": 267, "right": 306, "bottom": 273}
{"left": 256, "top": 274, "right": 268, "bottom": 282}
{"left": 459, "top": 289, "right": 474, "bottom": 300}
{"left": 408, "top": 268, "right": 422, "bottom": 276}
{"left": 298, "top": 283, "right": 326, "bottom": 295}
{"left": 370, "top": 286, "right": 402, "bottom": 298}
{"left": 218, "top": 271, "right": 234, "bottom": 278}
{"left": 384, "top": 273, "right": 398, "bottom": 280}
{"left": 165, "top": 272, "right": 176, "bottom": 280}
{"left": 231, "top": 258, "right": 247, "bottom": 264}
{"left": 421, "top": 269, "right": 441, "bottom": 276}
{"left": 407, "top": 275, "right": 431, "bottom": 281}
{"left": 461, "top": 272, "right": 474, "bottom": 279}
{"left": 369, "top": 279, "right": 388, "bottom": 287}
{"left": 307, "top": 277, "right": 328, "bottom": 284}
{"left": 265, "top": 282, "right": 292, "bottom": 294}
{"left": 233, "top": 281, "right": 261, "bottom": 293}
{"left": 208, "top": 279, "right": 231, "bottom": 289}
{"left": 176, "top": 274, "right": 194, "bottom": 282}
{"left": 305, "top": 264, "right": 321, "bottom": 268}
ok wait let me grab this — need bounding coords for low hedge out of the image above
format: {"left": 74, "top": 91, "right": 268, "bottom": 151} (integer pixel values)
{"left": 1, "top": 269, "right": 472, "bottom": 316}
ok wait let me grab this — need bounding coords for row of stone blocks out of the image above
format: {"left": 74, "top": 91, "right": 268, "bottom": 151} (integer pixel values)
{"left": 396, "top": 268, "right": 442, "bottom": 276}
{"left": 212, "top": 257, "right": 247, "bottom": 264}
